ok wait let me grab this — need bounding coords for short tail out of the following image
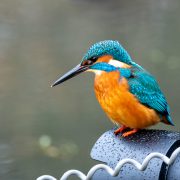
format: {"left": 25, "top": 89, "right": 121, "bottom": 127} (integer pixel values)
{"left": 162, "top": 115, "right": 174, "bottom": 126}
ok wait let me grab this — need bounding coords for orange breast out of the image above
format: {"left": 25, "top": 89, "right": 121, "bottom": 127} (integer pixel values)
{"left": 94, "top": 71, "right": 160, "bottom": 129}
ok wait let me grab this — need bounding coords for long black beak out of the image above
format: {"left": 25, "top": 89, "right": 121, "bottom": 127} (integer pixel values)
{"left": 51, "top": 64, "right": 89, "bottom": 87}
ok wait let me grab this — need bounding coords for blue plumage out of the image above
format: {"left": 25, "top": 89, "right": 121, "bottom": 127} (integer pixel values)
{"left": 85, "top": 40, "right": 174, "bottom": 125}
{"left": 127, "top": 67, "right": 174, "bottom": 125}
{"left": 90, "top": 62, "right": 116, "bottom": 72}
{"left": 82, "top": 40, "right": 132, "bottom": 64}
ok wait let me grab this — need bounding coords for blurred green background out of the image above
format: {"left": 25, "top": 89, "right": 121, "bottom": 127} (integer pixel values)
{"left": 0, "top": 0, "right": 180, "bottom": 179}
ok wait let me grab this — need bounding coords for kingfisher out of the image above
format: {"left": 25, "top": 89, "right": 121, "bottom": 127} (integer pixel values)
{"left": 51, "top": 40, "right": 174, "bottom": 137}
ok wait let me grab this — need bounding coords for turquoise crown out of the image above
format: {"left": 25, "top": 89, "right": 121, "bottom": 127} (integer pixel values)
{"left": 82, "top": 40, "right": 132, "bottom": 64}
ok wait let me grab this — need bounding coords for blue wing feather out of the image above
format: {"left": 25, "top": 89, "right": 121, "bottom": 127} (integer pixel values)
{"left": 118, "top": 66, "right": 174, "bottom": 125}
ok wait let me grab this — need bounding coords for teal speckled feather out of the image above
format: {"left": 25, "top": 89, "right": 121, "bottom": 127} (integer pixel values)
{"left": 127, "top": 66, "right": 173, "bottom": 125}
{"left": 82, "top": 40, "right": 132, "bottom": 64}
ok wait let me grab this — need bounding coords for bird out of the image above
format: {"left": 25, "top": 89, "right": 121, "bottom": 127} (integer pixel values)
{"left": 51, "top": 40, "right": 174, "bottom": 137}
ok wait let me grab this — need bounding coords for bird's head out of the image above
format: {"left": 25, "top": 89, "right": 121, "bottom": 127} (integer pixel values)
{"left": 51, "top": 40, "right": 132, "bottom": 87}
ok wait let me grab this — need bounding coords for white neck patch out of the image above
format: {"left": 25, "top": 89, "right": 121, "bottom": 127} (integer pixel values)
{"left": 109, "top": 59, "right": 127, "bottom": 68}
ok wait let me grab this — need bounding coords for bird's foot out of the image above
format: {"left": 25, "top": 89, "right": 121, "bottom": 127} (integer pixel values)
{"left": 114, "top": 125, "right": 128, "bottom": 135}
{"left": 122, "top": 128, "right": 139, "bottom": 137}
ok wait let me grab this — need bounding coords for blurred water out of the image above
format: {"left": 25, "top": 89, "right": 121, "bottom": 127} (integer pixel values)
{"left": 0, "top": 0, "right": 180, "bottom": 179}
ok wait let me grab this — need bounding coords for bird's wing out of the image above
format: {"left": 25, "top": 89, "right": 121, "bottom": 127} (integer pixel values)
{"left": 118, "top": 67, "right": 173, "bottom": 125}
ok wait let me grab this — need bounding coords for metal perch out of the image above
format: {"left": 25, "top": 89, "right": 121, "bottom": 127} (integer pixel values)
{"left": 37, "top": 129, "right": 180, "bottom": 180}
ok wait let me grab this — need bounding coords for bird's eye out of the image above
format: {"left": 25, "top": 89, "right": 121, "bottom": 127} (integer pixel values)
{"left": 81, "top": 57, "right": 98, "bottom": 66}
{"left": 89, "top": 56, "right": 98, "bottom": 62}
{"left": 81, "top": 60, "right": 93, "bottom": 66}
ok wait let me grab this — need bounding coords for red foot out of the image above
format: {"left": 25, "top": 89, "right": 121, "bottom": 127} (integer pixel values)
{"left": 122, "top": 129, "right": 139, "bottom": 137}
{"left": 114, "top": 125, "right": 128, "bottom": 135}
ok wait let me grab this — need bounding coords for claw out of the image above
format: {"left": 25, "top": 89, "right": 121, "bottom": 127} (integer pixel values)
{"left": 114, "top": 125, "right": 128, "bottom": 135}
{"left": 122, "top": 129, "right": 139, "bottom": 137}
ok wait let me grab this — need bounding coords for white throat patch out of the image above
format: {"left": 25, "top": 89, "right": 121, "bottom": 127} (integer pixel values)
{"left": 87, "top": 69, "right": 102, "bottom": 75}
